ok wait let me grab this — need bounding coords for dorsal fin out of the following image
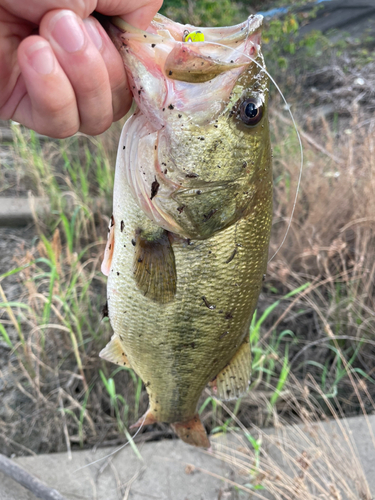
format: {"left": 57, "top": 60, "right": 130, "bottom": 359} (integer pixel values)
{"left": 209, "top": 340, "right": 251, "bottom": 400}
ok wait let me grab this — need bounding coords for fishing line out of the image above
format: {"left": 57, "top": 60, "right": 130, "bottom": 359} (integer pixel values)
{"left": 204, "top": 39, "right": 304, "bottom": 263}
{"left": 73, "top": 412, "right": 147, "bottom": 472}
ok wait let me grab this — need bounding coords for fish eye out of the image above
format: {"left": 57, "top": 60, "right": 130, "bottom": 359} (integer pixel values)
{"left": 239, "top": 98, "right": 263, "bottom": 126}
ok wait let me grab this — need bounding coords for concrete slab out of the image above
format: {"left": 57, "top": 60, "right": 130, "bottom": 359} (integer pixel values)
{"left": 0, "top": 414, "right": 374, "bottom": 500}
{"left": 0, "top": 439, "right": 235, "bottom": 500}
{"left": 0, "top": 197, "right": 49, "bottom": 226}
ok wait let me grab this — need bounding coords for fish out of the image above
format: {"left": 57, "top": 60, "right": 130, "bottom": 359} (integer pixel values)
{"left": 100, "top": 12, "right": 272, "bottom": 448}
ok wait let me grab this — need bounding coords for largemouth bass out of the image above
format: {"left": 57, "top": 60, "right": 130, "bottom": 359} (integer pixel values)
{"left": 100, "top": 13, "right": 272, "bottom": 448}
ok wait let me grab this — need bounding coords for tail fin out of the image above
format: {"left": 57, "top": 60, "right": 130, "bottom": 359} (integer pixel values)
{"left": 171, "top": 414, "right": 210, "bottom": 448}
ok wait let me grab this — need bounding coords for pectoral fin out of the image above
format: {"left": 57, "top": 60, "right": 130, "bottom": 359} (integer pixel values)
{"left": 99, "top": 334, "right": 131, "bottom": 367}
{"left": 133, "top": 229, "right": 176, "bottom": 304}
{"left": 209, "top": 340, "right": 251, "bottom": 401}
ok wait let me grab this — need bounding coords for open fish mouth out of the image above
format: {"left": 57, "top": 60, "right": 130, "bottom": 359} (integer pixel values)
{"left": 107, "top": 12, "right": 268, "bottom": 240}
{"left": 110, "top": 13, "right": 263, "bottom": 83}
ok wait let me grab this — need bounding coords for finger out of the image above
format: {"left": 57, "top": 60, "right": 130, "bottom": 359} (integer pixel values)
{"left": 40, "top": 9, "right": 113, "bottom": 136}
{"left": 4, "top": 0, "right": 163, "bottom": 28}
{"left": 118, "top": 0, "right": 164, "bottom": 30}
{"left": 16, "top": 35, "right": 80, "bottom": 138}
{"left": 83, "top": 16, "right": 131, "bottom": 122}
{"left": 2, "top": 0, "right": 97, "bottom": 24}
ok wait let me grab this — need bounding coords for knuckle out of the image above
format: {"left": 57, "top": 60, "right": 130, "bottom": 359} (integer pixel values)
{"left": 80, "top": 113, "right": 112, "bottom": 136}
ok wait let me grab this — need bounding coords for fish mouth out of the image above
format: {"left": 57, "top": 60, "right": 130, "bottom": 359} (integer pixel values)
{"left": 111, "top": 13, "right": 263, "bottom": 46}
{"left": 108, "top": 13, "right": 263, "bottom": 84}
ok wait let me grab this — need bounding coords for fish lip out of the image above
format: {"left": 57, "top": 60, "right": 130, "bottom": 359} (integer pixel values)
{"left": 110, "top": 13, "right": 263, "bottom": 45}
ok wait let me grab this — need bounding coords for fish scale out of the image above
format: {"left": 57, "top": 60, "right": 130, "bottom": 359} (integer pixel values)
{"left": 101, "top": 12, "right": 272, "bottom": 447}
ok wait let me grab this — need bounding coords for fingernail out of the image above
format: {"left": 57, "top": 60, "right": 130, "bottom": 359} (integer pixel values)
{"left": 83, "top": 18, "right": 103, "bottom": 51}
{"left": 50, "top": 10, "right": 85, "bottom": 53}
{"left": 27, "top": 41, "right": 55, "bottom": 75}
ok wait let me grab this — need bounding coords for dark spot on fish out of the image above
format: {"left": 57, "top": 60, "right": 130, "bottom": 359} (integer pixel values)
{"left": 186, "top": 173, "right": 198, "bottom": 178}
{"left": 110, "top": 215, "right": 114, "bottom": 227}
{"left": 200, "top": 137, "right": 205, "bottom": 140}
{"left": 177, "top": 205, "right": 185, "bottom": 214}
{"left": 214, "top": 125, "right": 218, "bottom": 128}
{"left": 138, "top": 257, "right": 143, "bottom": 263}
{"left": 203, "top": 209, "right": 217, "bottom": 222}
{"left": 168, "top": 104, "right": 174, "bottom": 110}
{"left": 230, "top": 60, "right": 234, "bottom": 63}
{"left": 143, "top": 34, "right": 147, "bottom": 38}
{"left": 108, "top": 244, "right": 111, "bottom": 250}
{"left": 131, "top": 239, "right": 136, "bottom": 246}
{"left": 242, "top": 161, "right": 248, "bottom": 168}
{"left": 263, "top": 273, "right": 266, "bottom": 281}
{"left": 151, "top": 43, "right": 156, "bottom": 47}
{"left": 169, "top": 70, "right": 173, "bottom": 75}
{"left": 164, "top": 169, "right": 167, "bottom": 174}
{"left": 155, "top": 145, "right": 157, "bottom": 150}
{"left": 162, "top": 108, "right": 165, "bottom": 111}
{"left": 220, "top": 331, "right": 229, "bottom": 339}
{"left": 150, "top": 177, "right": 160, "bottom": 199}
{"left": 196, "top": 190, "right": 202, "bottom": 195}
{"left": 226, "top": 248, "right": 237, "bottom": 264}
{"left": 201, "top": 296, "right": 216, "bottom": 310}
{"left": 225, "top": 311, "right": 233, "bottom": 320}
{"left": 121, "top": 220, "right": 124, "bottom": 232}
{"left": 227, "top": 390, "right": 231, "bottom": 396}
{"left": 178, "top": 114, "right": 182, "bottom": 118}
{"left": 117, "top": 272, "right": 120, "bottom": 276}
{"left": 138, "top": 89, "right": 141, "bottom": 95}
{"left": 191, "top": 342, "right": 195, "bottom": 349}
{"left": 101, "top": 301, "right": 108, "bottom": 318}
{"left": 162, "top": 162, "right": 166, "bottom": 166}
{"left": 123, "top": 146, "right": 126, "bottom": 149}
{"left": 124, "top": 245, "right": 126, "bottom": 247}
{"left": 145, "top": 381, "right": 151, "bottom": 387}
{"left": 187, "top": 239, "right": 191, "bottom": 245}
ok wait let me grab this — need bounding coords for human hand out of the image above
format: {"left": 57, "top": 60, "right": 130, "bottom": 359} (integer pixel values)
{"left": 0, "top": 0, "right": 162, "bottom": 138}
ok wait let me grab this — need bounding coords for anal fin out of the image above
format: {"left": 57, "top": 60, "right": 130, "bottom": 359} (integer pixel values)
{"left": 133, "top": 228, "right": 176, "bottom": 304}
{"left": 209, "top": 340, "right": 251, "bottom": 401}
{"left": 171, "top": 414, "right": 210, "bottom": 448}
{"left": 99, "top": 334, "right": 131, "bottom": 367}
{"left": 130, "top": 409, "right": 157, "bottom": 429}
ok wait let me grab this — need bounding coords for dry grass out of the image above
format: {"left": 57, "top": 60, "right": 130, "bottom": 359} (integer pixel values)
{"left": 208, "top": 371, "right": 374, "bottom": 499}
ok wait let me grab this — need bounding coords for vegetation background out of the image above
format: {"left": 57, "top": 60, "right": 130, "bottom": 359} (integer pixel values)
{"left": 0, "top": 0, "right": 374, "bottom": 497}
